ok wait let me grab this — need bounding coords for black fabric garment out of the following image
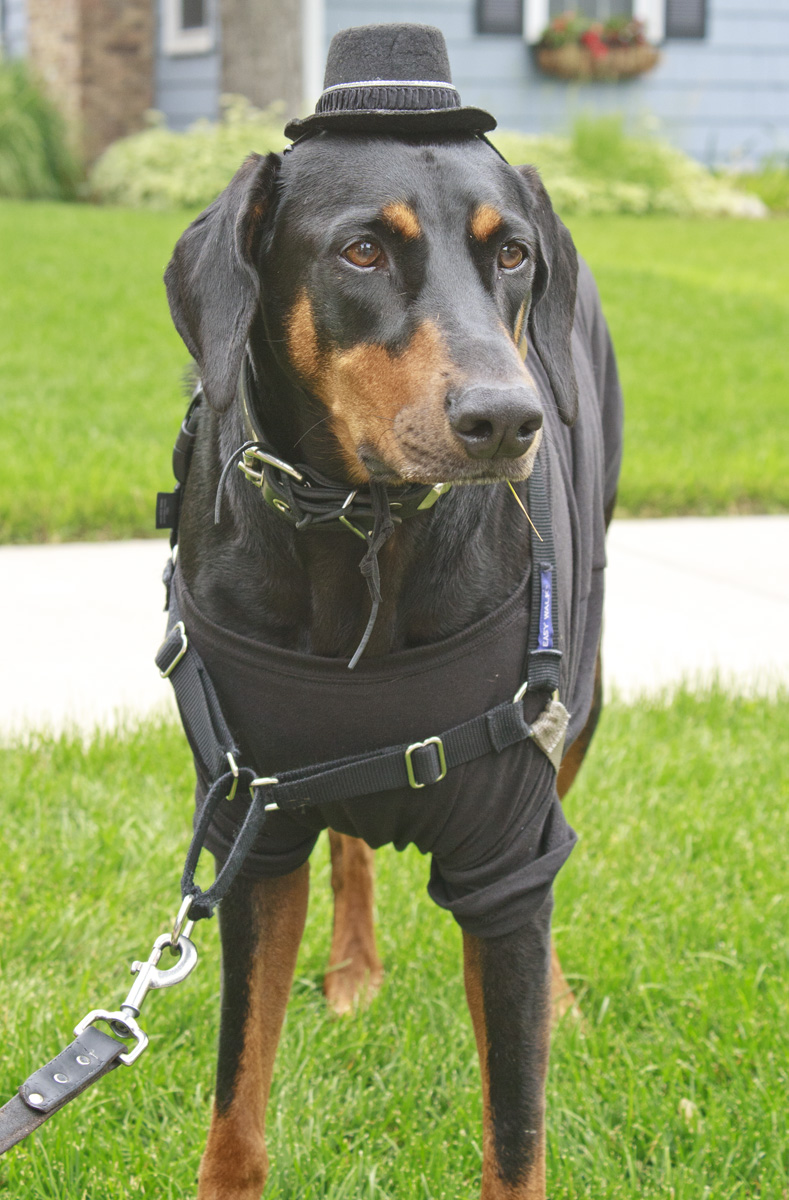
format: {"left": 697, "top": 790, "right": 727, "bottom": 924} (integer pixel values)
{"left": 177, "top": 258, "right": 623, "bottom": 940}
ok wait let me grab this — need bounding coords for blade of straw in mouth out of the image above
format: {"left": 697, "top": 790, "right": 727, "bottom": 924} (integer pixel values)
{"left": 507, "top": 479, "right": 543, "bottom": 541}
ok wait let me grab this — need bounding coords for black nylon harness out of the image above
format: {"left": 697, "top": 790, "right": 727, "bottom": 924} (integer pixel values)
{"left": 155, "top": 379, "right": 567, "bottom": 924}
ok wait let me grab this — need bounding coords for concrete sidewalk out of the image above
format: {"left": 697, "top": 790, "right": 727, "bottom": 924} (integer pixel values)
{"left": 1, "top": 515, "right": 787, "bottom": 737}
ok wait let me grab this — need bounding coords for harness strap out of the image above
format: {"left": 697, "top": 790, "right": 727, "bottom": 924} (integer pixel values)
{"left": 177, "top": 698, "right": 536, "bottom": 921}
{"left": 155, "top": 590, "right": 239, "bottom": 786}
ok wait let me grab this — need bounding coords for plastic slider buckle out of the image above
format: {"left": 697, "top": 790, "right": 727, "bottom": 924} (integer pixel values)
{"left": 158, "top": 622, "right": 188, "bottom": 678}
{"left": 404, "top": 736, "right": 447, "bottom": 790}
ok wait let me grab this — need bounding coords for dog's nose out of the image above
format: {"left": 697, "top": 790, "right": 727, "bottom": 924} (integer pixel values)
{"left": 448, "top": 386, "right": 543, "bottom": 460}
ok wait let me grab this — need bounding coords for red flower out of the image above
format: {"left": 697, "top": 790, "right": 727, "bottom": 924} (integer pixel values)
{"left": 580, "top": 29, "right": 609, "bottom": 57}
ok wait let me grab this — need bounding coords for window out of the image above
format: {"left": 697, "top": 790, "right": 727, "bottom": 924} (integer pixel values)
{"left": 478, "top": 0, "right": 523, "bottom": 36}
{"left": 524, "top": 0, "right": 666, "bottom": 43}
{"left": 549, "top": 0, "right": 631, "bottom": 18}
{"left": 162, "top": 0, "right": 215, "bottom": 56}
{"left": 665, "top": 0, "right": 706, "bottom": 38}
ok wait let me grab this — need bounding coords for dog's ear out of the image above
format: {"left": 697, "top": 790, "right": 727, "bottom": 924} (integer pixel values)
{"left": 164, "top": 152, "right": 280, "bottom": 413}
{"left": 516, "top": 165, "right": 579, "bottom": 426}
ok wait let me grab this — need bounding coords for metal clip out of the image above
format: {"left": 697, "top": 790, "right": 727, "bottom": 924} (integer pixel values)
{"left": 404, "top": 736, "right": 447, "bottom": 790}
{"left": 250, "top": 776, "right": 279, "bottom": 811}
{"left": 170, "top": 894, "right": 194, "bottom": 946}
{"left": 238, "top": 446, "right": 304, "bottom": 487}
{"left": 74, "top": 933, "right": 198, "bottom": 1066}
{"left": 159, "top": 621, "right": 188, "bottom": 678}
{"left": 226, "top": 751, "right": 239, "bottom": 801}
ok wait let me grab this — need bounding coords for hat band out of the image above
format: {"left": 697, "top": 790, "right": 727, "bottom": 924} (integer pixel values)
{"left": 321, "top": 78, "right": 460, "bottom": 94}
{"left": 316, "top": 82, "right": 461, "bottom": 116}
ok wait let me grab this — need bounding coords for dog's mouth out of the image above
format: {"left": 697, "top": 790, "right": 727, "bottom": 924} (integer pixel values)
{"left": 357, "top": 426, "right": 543, "bottom": 488}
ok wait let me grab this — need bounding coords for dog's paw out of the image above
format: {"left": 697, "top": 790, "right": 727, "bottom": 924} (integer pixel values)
{"left": 323, "top": 944, "right": 384, "bottom": 1015}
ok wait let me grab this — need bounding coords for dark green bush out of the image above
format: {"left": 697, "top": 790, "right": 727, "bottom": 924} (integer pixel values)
{"left": 0, "top": 58, "right": 81, "bottom": 200}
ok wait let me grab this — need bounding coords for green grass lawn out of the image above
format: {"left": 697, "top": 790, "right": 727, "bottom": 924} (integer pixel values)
{"left": 1, "top": 201, "right": 787, "bottom": 542}
{"left": 570, "top": 217, "right": 789, "bottom": 517}
{"left": 1, "top": 690, "right": 787, "bottom": 1198}
{"left": 0, "top": 201, "right": 189, "bottom": 543}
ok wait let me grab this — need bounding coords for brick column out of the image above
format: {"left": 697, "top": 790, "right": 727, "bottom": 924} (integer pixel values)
{"left": 221, "top": 0, "right": 302, "bottom": 118}
{"left": 27, "top": 0, "right": 154, "bottom": 163}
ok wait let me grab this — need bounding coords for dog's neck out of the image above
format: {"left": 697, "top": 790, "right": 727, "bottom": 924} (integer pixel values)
{"left": 177, "top": 334, "right": 530, "bottom": 660}
{"left": 243, "top": 324, "right": 357, "bottom": 485}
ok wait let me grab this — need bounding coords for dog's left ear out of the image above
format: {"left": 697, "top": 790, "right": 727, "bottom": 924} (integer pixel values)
{"left": 164, "top": 152, "right": 280, "bottom": 413}
{"left": 516, "top": 165, "right": 579, "bottom": 426}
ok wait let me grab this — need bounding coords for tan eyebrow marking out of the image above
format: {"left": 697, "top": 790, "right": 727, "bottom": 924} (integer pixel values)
{"left": 381, "top": 202, "right": 422, "bottom": 241}
{"left": 470, "top": 204, "right": 504, "bottom": 241}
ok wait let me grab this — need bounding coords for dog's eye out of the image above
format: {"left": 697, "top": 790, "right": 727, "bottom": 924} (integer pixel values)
{"left": 498, "top": 243, "right": 527, "bottom": 271}
{"left": 342, "top": 240, "right": 385, "bottom": 269}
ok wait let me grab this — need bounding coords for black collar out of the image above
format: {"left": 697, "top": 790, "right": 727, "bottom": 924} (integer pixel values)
{"left": 234, "top": 356, "right": 451, "bottom": 540}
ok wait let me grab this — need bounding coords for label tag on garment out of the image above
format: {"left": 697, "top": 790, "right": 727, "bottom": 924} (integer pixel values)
{"left": 539, "top": 565, "right": 554, "bottom": 649}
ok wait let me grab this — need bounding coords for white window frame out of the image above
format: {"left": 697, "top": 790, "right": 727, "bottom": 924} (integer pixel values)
{"left": 524, "top": 0, "right": 665, "bottom": 44}
{"left": 161, "top": 0, "right": 215, "bottom": 57}
{"left": 524, "top": 0, "right": 550, "bottom": 44}
{"left": 633, "top": 0, "right": 665, "bottom": 42}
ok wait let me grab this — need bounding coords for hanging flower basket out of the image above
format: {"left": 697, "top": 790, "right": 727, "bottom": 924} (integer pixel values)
{"left": 536, "top": 12, "right": 660, "bottom": 82}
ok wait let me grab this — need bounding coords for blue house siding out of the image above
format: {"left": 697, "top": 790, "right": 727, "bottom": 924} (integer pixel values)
{"left": 1, "top": 0, "right": 27, "bottom": 57}
{"left": 155, "top": 49, "right": 221, "bottom": 129}
{"left": 324, "top": 0, "right": 789, "bottom": 163}
{"left": 154, "top": 0, "right": 220, "bottom": 130}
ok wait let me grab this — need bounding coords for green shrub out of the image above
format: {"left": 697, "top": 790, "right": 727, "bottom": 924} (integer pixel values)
{"left": 493, "top": 114, "right": 767, "bottom": 218}
{"left": 0, "top": 58, "right": 81, "bottom": 200}
{"left": 89, "top": 102, "right": 766, "bottom": 221}
{"left": 725, "top": 157, "right": 789, "bottom": 214}
{"left": 89, "top": 95, "right": 286, "bottom": 210}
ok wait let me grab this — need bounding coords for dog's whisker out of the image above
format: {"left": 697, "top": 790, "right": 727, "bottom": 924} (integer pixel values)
{"left": 294, "top": 414, "right": 333, "bottom": 447}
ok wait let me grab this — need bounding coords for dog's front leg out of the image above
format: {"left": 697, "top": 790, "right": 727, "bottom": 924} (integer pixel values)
{"left": 463, "top": 911, "right": 552, "bottom": 1200}
{"left": 198, "top": 864, "right": 310, "bottom": 1200}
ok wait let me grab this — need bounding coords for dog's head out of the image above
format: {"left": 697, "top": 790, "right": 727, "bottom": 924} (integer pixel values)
{"left": 165, "top": 134, "right": 578, "bottom": 485}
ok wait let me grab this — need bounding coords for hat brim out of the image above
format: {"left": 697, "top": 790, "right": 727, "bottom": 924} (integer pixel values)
{"left": 284, "top": 105, "right": 497, "bottom": 141}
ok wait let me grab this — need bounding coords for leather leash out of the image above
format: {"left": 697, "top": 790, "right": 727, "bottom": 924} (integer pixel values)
{"left": 0, "top": 931, "right": 198, "bottom": 1155}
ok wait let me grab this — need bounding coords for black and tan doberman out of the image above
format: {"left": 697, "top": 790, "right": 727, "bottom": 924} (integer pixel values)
{"left": 164, "top": 122, "right": 621, "bottom": 1200}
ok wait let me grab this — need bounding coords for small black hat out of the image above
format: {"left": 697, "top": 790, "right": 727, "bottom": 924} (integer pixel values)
{"left": 284, "top": 23, "right": 497, "bottom": 141}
